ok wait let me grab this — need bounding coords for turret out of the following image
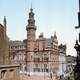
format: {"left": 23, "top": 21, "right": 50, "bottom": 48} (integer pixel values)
{"left": 3, "top": 16, "right": 7, "bottom": 35}
{"left": 26, "top": 8, "right": 36, "bottom": 31}
{"left": 4, "top": 16, "right": 7, "bottom": 27}
{"left": 26, "top": 8, "right": 37, "bottom": 51}
{"left": 38, "top": 32, "right": 45, "bottom": 51}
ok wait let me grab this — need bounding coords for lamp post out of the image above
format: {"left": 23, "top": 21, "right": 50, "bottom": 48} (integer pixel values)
{"left": 74, "top": 40, "right": 80, "bottom": 80}
{"left": 74, "top": 0, "right": 80, "bottom": 80}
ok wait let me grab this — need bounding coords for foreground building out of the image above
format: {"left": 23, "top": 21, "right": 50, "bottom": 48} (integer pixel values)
{"left": 0, "top": 64, "right": 19, "bottom": 80}
{"left": 0, "top": 16, "right": 9, "bottom": 65}
{"left": 0, "top": 17, "right": 20, "bottom": 80}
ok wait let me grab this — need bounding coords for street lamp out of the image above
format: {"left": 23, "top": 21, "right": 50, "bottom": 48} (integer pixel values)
{"left": 74, "top": 0, "right": 80, "bottom": 80}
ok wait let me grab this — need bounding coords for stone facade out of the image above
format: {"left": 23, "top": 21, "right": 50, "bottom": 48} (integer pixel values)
{"left": 0, "top": 16, "right": 9, "bottom": 65}
{"left": 58, "top": 44, "right": 67, "bottom": 79}
{"left": 0, "top": 17, "right": 19, "bottom": 80}
{"left": 0, "top": 64, "right": 19, "bottom": 80}
{"left": 9, "top": 41, "right": 26, "bottom": 71}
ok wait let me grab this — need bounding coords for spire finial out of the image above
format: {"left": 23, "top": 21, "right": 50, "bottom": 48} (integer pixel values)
{"left": 4, "top": 16, "right": 6, "bottom": 22}
{"left": 54, "top": 31, "right": 57, "bottom": 39}
{"left": 3, "top": 16, "right": 7, "bottom": 27}
{"left": 54, "top": 31, "right": 56, "bottom": 35}
{"left": 31, "top": 0, "right": 32, "bottom": 9}
{"left": 30, "top": 0, "right": 33, "bottom": 12}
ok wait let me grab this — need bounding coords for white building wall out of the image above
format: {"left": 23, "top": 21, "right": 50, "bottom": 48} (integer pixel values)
{"left": 58, "top": 53, "right": 66, "bottom": 76}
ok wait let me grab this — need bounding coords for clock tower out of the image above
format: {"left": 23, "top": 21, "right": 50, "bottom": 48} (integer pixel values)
{"left": 26, "top": 8, "right": 37, "bottom": 72}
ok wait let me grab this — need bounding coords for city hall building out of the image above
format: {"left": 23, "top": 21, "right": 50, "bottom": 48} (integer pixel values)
{"left": 9, "top": 8, "right": 66, "bottom": 76}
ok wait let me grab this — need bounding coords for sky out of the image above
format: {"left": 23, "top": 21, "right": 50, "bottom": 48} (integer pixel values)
{"left": 0, "top": 0, "right": 79, "bottom": 56}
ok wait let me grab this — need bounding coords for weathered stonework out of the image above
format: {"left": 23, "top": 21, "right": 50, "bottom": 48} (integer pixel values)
{"left": 0, "top": 64, "right": 19, "bottom": 80}
{"left": 0, "top": 16, "right": 9, "bottom": 65}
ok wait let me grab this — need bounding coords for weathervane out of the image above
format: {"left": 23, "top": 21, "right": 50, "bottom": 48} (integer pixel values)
{"left": 30, "top": 0, "right": 33, "bottom": 12}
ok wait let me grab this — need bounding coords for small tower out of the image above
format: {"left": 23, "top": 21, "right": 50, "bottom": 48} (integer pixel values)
{"left": 38, "top": 32, "right": 45, "bottom": 51}
{"left": 3, "top": 16, "right": 7, "bottom": 33}
{"left": 26, "top": 7, "right": 37, "bottom": 73}
{"left": 4, "top": 16, "right": 7, "bottom": 27}
{"left": 53, "top": 32, "right": 58, "bottom": 44}
{"left": 26, "top": 8, "right": 37, "bottom": 51}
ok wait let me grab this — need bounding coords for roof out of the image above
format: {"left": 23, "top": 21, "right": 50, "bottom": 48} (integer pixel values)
{"left": 9, "top": 37, "right": 58, "bottom": 50}
{"left": 9, "top": 40, "right": 26, "bottom": 46}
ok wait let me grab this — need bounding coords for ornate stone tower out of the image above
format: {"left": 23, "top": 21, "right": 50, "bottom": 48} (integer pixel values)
{"left": 26, "top": 8, "right": 37, "bottom": 73}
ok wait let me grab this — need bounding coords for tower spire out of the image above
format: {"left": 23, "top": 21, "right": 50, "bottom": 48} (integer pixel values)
{"left": 3, "top": 16, "right": 7, "bottom": 34}
{"left": 30, "top": 0, "right": 33, "bottom": 12}
{"left": 26, "top": 3, "right": 36, "bottom": 30}
{"left": 31, "top": 0, "right": 32, "bottom": 9}
{"left": 4, "top": 16, "right": 6, "bottom": 27}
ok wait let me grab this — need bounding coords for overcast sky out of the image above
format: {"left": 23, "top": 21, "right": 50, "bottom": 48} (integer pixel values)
{"left": 0, "top": 0, "right": 79, "bottom": 56}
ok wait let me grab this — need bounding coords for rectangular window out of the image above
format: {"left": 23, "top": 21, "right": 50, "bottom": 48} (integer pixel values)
{"left": 34, "top": 58, "right": 40, "bottom": 62}
{"left": 44, "top": 64, "right": 47, "bottom": 68}
{"left": 44, "top": 68, "right": 48, "bottom": 72}
{"left": 43, "top": 58, "right": 49, "bottom": 61}
{"left": 34, "top": 68, "right": 40, "bottom": 72}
